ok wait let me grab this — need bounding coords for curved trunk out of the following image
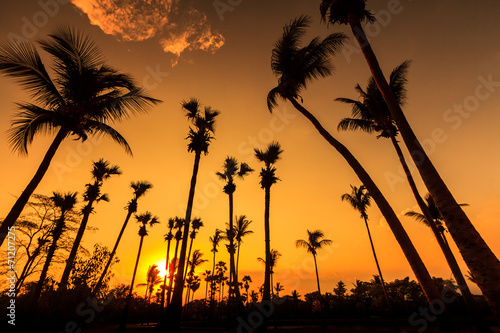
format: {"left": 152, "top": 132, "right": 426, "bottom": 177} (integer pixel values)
{"left": 263, "top": 187, "right": 271, "bottom": 301}
{"left": 288, "top": 98, "right": 442, "bottom": 302}
{"left": 92, "top": 209, "right": 133, "bottom": 297}
{"left": 348, "top": 16, "right": 500, "bottom": 322}
{"left": 119, "top": 234, "right": 145, "bottom": 331}
{"left": 390, "top": 136, "right": 491, "bottom": 331}
{"left": 163, "top": 151, "right": 201, "bottom": 331}
{"left": 313, "top": 254, "right": 321, "bottom": 296}
{"left": 59, "top": 198, "right": 95, "bottom": 290}
{"left": 0, "top": 128, "right": 67, "bottom": 247}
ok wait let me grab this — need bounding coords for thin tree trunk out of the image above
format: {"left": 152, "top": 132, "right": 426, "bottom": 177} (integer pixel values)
{"left": 160, "top": 235, "right": 173, "bottom": 312}
{"left": 313, "top": 254, "right": 321, "bottom": 296}
{"left": 163, "top": 151, "right": 201, "bottom": 331}
{"left": 348, "top": 16, "right": 500, "bottom": 322}
{"left": 167, "top": 236, "right": 182, "bottom": 306}
{"left": 0, "top": 128, "right": 67, "bottom": 246}
{"left": 59, "top": 199, "right": 95, "bottom": 290}
{"left": 263, "top": 187, "right": 272, "bottom": 302}
{"left": 288, "top": 98, "right": 446, "bottom": 307}
{"left": 92, "top": 209, "right": 133, "bottom": 297}
{"left": 184, "top": 236, "right": 195, "bottom": 281}
{"left": 119, "top": 235, "right": 144, "bottom": 331}
{"left": 390, "top": 136, "right": 491, "bottom": 332}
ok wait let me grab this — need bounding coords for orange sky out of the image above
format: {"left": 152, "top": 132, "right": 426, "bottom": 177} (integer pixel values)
{"left": 1, "top": 0, "right": 500, "bottom": 298}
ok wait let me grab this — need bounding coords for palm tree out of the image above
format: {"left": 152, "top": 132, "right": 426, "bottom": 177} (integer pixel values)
{"left": 209, "top": 229, "right": 223, "bottom": 304}
{"left": 167, "top": 217, "right": 184, "bottom": 306}
{"left": 242, "top": 275, "right": 252, "bottom": 305}
{"left": 296, "top": 230, "right": 332, "bottom": 296}
{"left": 268, "top": 15, "right": 445, "bottom": 310}
{"left": 136, "top": 264, "right": 162, "bottom": 303}
{"left": 234, "top": 215, "right": 253, "bottom": 282}
{"left": 320, "top": 1, "right": 500, "bottom": 319}
{"left": 59, "top": 159, "right": 121, "bottom": 290}
{"left": 258, "top": 249, "right": 281, "bottom": 299}
{"left": 184, "top": 218, "right": 204, "bottom": 280}
{"left": 0, "top": 27, "right": 160, "bottom": 246}
{"left": 160, "top": 218, "right": 176, "bottom": 310}
{"left": 185, "top": 250, "right": 207, "bottom": 305}
{"left": 338, "top": 66, "right": 487, "bottom": 330}
{"left": 92, "top": 180, "right": 153, "bottom": 297}
{"left": 119, "top": 211, "right": 159, "bottom": 331}
{"left": 341, "top": 186, "right": 392, "bottom": 313}
{"left": 33, "top": 192, "right": 78, "bottom": 308}
{"left": 254, "top": 142, "right": 283, "bottom": 301}
{"left": 164, "top": 99, "right": 219, "bottom": 330}
{"left": 274, "top": 283, "right": 284, "bottom": 298}
{"left": 216, "top": 157, "right": 253, "bottom": 304}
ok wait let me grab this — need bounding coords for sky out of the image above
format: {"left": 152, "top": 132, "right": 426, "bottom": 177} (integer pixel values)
{"left": 1, "top": 0, "right": 500, "bottom": 298}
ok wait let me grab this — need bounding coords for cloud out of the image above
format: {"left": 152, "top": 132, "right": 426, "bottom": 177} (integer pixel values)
{"left": 71, "top": 0, "right": 224, "bottom": 63}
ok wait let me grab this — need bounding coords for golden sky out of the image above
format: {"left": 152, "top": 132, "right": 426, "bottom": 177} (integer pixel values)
{"left": 1, "top": 0, "right": 500, "bottom": 297}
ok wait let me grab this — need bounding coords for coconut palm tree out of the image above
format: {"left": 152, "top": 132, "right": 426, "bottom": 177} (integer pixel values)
{"left": 33, "top": 191, "right": 78, "bottom": 308}
{"left": 338, "top": 66, "right": 488, "bottom": 330}
{"left": 164, "top": 99, "right": 219, "bottom": 330}
{"left": 254, "top": 142, "right": 283, "bottom": 301}
{"left": 160, "top": 218, "right": 176, "bottom": 310}
{"left": 341, "top": 186, "right": 392, "bottom": 311}
{"left": 136, "top": 264, "right": 163, "bottom": 303}
{"left": 296, "top": 230, "right": 332, "bottom": 296}
{"left": 184, "top": 218, "right": 204, "bottom": 280}
{"left": 234, "top": 215, "right": 253, "bottom": 282}
{"left": 216, "top": 157, "right": 253, "bottom": 303}
{"left": 59, "top": 159, "right": 121, "bottom": 290}
{"left": 320, "top": 1, "right": 500, "bottom": 319}
{"left": 119, "top": 211, "right": 159, "bottom": 331}
{"left": 0, "top": 27, "right": 160, "bottom": 246}
{"left": 268, "top": 15, "right": 445, "bottom": 310}
{"left": 92, "top": 180, "right": 153, "bottom": 297}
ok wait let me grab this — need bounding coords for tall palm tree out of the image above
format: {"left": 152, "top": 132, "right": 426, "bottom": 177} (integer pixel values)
{"left": 119, "top": 211, "right": 159, "bottom": 331}
{"left": 234, "top": 215, "right": 253, "bottom": 281}
{"left": 209, "top": 229, "right": 223, "bottom": 305}
{"left": 167, "top": 217, "right": 184, "bottom": 307}
{"left": 33, "top": 191, "right": 78, "bottom": 308}
{"left": 184, "top": 218, "right": 204, "bottom": 280}
{"left": 160, "top": 218, "right": 176, "bottom": 310}
{"left": 267, "top": 15, "right": 445, "bottom": 310}
{"left": 295, "top": 230, "right": 332, "bottom": 296}
{"left": 254, "top": 142, "right": 283, "bottom": 302}
{"left": 216, "top": 157, "right": 253, "bottom": 304}
{"left": 341, "top": 186, "right": 392, "bottom": 313}
{"left": 163, "top": 99, "right": 219, "bottom": 331}
{"left": 338, "top": 65, "right": 488, "bottom": 330}
{"left": 59, "top": 159, "right": 121, "bottom": 290}
{"left": 0, "top": 27, "right": 160, "bottom": 246}
{"left": 320, "top": 1, "right": 500, "bottom": 319}
{"left": 92, "top": 181, "right": 153, "bottom": 297}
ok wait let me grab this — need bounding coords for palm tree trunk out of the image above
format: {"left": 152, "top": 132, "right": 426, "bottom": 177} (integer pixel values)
{"left": 164, "top": 151, "right": 201, "bottom": 331}
{"left": 390, "top": 136, "right": 491, "bottom": 332}
{"left": 0, "top": 128, "right": 67, "bottom": 246}
{"left": 348, "top": 16, "right": 500, "bottom": 322}
{"left": 313, "top": 254, "right": 321, "bottom": 296}
{"left": 167, "top": 236, "right": 182, "bottom": 306}
{"left": 184, "top": 237, "right": 195, "bottom": 281}
{"left": 288, "top": 98, "right": 445, "bottom": 306}
{"left": 92, "top": 209, "right": 133, "bottom": 297}
{"left": 160, "top": 236, "right": 173, "bottom": 312}
{"left": 59, "top": 200, "right": 95, "bottom": 290}
{"left": 263, "top": 187, "right": 272, "bottom": 302}
{"left": 236, "top": 241, "right": 241, "bottom": 282}
{"left": 119, "top": 235, "right": 144, "bottom": 331}
{"left": 228, "top": 192, "right": 235, "bottom": 303}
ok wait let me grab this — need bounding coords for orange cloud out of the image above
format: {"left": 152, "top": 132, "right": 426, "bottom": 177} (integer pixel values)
{"left": 71, "top": 0, "right": 224, "bottom": 62}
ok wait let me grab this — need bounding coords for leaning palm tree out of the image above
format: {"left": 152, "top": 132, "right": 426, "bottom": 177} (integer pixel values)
{"left": 216, "top": 157, "right": 253, "bottom": 306}
{"left": 341, "top": 186, "right": 392, "bottom": 312}
{"left": 320, "top": 1, "right": 500, "bottom": 319}
{"left": 338, "top": 65, "right": 487, "bottom": 330}
{"left": 0, "top": 27, "right": 160, "bottom": 246}
{"left": 234, "top": 215, "right": 253, "bottom": 281}
{"left": 295, "top": 230, "right": 332, "bottom": 296}
{"left": 268, "top": 15, "right": 445, "bottom": 310}
{"left": 92, "top": 180, "right": 153, "bottom": 297}
{"left": 163, "top": 99, "right": 219, "bottom": 330}
{"left": 59, "top": 159, "right": 121, "bottom": 290}
{"left": 119, "top": 211, "right": 159, "bottom": 331}
{"left": 33, "top": 191, "right": 78, "bottom": 308}
{"left": 254, "top": 142, "right": 283, "bottom": 302}
{"left": 184, "top": 218, "right": 204, "bottom": 280}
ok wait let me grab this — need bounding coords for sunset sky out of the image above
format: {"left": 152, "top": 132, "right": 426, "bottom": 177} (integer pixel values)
{"left": 1, "top": 0, "right": 500, "bottom": 298}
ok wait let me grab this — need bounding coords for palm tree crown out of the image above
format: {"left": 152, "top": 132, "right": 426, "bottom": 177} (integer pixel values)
{"left": 295, "top": 230, "right": 332, "bottom": 256}
{"left": 341, "top": 185, "right": 371, "bottom": 221}
{"left": 319, "top": 0, "right": 375, "bottom": 25}
{"left": 182, "top": 98, "right": 220, "bottom": 155}
{"left": 267, "top": 15, "right": 346, "bottom": 111}
{"left": 254, "top": 141, "right": 283, "bottom": 189}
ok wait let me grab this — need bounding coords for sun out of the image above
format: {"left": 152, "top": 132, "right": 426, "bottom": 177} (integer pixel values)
{"left": 156, "top": 260, "right": 168, "bottom": 279}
